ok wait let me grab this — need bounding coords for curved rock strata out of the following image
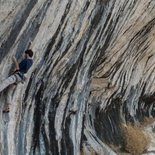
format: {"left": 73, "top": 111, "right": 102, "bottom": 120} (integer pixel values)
{"left": 0, "top": 0, "right": 155, "bottom": 155}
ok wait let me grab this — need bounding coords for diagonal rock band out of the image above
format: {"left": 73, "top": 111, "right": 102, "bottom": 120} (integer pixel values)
{"left": 0, "top": 0, "right": 155, "bottom": 155}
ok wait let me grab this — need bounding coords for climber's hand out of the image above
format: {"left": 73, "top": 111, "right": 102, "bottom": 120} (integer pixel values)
{"left": 12, "top": 56, "right": 17, "bottom": 62}
{"left": 28, "top": 41, "right": 32, "bottom": 49}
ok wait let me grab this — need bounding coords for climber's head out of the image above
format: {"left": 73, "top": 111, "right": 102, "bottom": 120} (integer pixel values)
{"left": 24, "top": 49, "right": 33, "bottom": 58}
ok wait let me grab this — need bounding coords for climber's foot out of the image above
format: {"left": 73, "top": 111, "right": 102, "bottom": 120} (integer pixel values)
{"left": 3, "top": 107, "right": 10, "bottom": 113}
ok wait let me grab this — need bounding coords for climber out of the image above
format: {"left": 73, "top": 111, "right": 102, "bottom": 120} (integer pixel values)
{"left": 0, "top": 42, "right": 33, "bottom": 113}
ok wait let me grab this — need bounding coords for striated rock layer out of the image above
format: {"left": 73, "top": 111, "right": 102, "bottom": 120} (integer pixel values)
{"left": 0, "top": 0, "right": 155, "bottom": 154}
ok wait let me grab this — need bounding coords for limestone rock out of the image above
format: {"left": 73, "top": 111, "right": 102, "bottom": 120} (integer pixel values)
{"left": 0, "top": 0, "right": 155, "bottom": 155}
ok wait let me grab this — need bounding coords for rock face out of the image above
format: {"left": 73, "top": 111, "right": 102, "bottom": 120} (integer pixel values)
{"left": 0, "top": 0, "right": 155, "bottom": 155}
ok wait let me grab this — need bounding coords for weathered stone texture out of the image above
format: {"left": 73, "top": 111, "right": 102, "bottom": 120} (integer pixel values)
{"left": 0, "top": 0, "right": 155, "bottom": 155}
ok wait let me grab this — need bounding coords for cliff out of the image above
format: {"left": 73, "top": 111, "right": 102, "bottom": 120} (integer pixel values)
{"left": 0, "top": 0, "right": 155, "bottom": 155}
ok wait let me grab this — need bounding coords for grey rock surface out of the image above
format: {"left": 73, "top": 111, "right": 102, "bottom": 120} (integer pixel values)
{"left": 0, "top": 0, "right": 155, "bottom": 155}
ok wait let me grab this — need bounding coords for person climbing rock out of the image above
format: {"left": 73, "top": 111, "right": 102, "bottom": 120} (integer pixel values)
{"left": 0, "top": 42, "right": 33, "bottom": 113}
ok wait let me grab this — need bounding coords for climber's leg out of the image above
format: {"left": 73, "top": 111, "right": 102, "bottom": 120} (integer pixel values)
{"left": 6, "top": 84, "right": 17, "bottom": 104}
{"left": 3, "top": 74, "right": 23, "bottom": 112}
{"left": 0, "top": 75, "right": 17, "bottom": 93}
{"left": 3, "top": 84, "right": 17, "bottom": 112}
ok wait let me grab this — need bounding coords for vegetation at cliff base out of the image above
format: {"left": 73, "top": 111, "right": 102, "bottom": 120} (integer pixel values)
{"left": 122, "top": 123, "right": 150, "bottom": 155}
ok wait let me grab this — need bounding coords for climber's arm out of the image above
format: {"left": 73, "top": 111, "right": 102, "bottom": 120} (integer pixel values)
{"left": 12, "top": 56, "right": 19, "bottom": 71}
